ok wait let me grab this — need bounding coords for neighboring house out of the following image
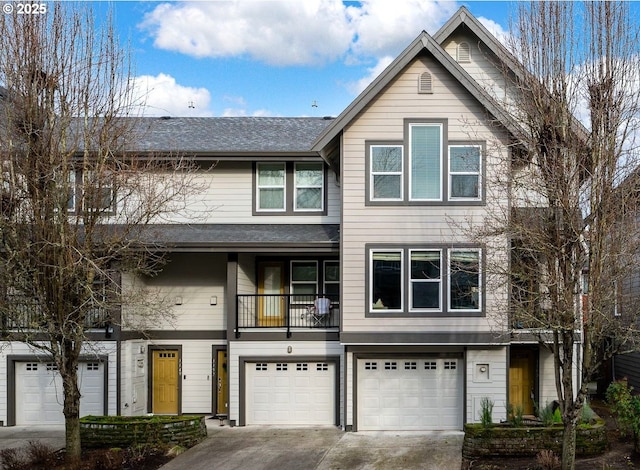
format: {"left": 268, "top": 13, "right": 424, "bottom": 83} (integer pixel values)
{"left": 0, "top": 8, "right": 575, "bottom": 429}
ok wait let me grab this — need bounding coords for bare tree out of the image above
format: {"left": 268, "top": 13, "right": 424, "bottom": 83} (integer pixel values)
{"left": 0, "top": 4, "right": 200, "bottom": 461}
{"left": 480, "top": 2, "right": 640, "bottom": 468}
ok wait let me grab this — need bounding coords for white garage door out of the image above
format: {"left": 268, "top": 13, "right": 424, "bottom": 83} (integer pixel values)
{"left": 15, "top": 360, "right": 105, "bottom": 425}
{"left": 357, "top": 357, "right": 463, "bottom": 431}
{"left": 246, "top": 361, "right": 335, "bottom": 425}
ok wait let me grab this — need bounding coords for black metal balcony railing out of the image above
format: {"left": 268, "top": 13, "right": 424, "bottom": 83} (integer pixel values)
{"left": 2, "top": 297, "right": 111, "bottom": 330}
{"left": 236, "top": 294, "right": 339, "bottom": 337}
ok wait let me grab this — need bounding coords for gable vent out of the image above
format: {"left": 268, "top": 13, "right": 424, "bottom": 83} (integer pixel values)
{"left": 457, "top": 42, "right": 471, "bottom": 63}
{"left": 418, "top": 72, "right": 433, "bottom": 94}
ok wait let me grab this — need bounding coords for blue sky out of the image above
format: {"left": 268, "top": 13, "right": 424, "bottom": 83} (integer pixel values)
{"left": 100, "top": 1, "right": 514, "bottom": 118}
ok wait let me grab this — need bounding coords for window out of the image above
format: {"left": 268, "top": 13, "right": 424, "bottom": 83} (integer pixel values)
{"left": 449, "top": 145, "right": 481, "bottom": 200}
{"left": 368, "top": 246, "right": 482, "bottom": 315}
{"left": 370, "top": 250, "right": 403, "bottom": 311}
{"left": 410, "top": 250, "right": 441, "bottom": 310}
{"left": 290, "top": 261, "right": 318, "bottom": 298}
{"left": 255, "top": 162, "right": 326, "bottom": 214}
{"left": 370, "top": 145, "right": 403, "bottom": 201}
{"left": 410, "top": 123, "right": 442, "bottom": 201}
{"left": 367, "top": 122, "right": 485, "bottom": 205}
{"left": 67, "top": 171, "right": 76, "bottom": 211}
{"left": 83, "top": 170, "right": 114, "bottom": 212}
{"left": 294, "top": 163, "right": 323, "bottom": 211}
{"left": 323, "top": 261, "right": 340, "bottom": 303}
{"left": 257, "top": 163, "right": 286, "bottom": 211}
{"left": 449, "top": 249, "right": 481, "bottom": 311}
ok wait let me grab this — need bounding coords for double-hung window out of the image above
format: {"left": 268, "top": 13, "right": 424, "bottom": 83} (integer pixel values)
{"left": 449, "top": 145, "right": 481, "bottom": 200}
{"left": 82, "top": 170, "right": 114, "bottom": 213}
{"left": 255, "top": 162, "right": 325, "bottom": 214}
{"left": 294, "top": 163, "right": 323, "bottom": 211}
{"left": 257, "top": 163, "right": 286, "bottom": 211}
{"left": 370, "top": 145, "right": 403, "bottom": 201}
{"left": 323, "top": 261, "right": 340, "bottom": 303}
{"left": 368, "top": 246, "right": 482, "bottom": 315}
{"left": 290, "top": 261, "right": 318, "bottom": 301}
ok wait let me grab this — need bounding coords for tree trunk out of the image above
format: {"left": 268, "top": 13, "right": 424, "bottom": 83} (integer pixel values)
{"left": 62, "top": 360, "right": 82, "bottom": 461}
{"left": 561, "top": 419, "right": 577, "bottom": 470}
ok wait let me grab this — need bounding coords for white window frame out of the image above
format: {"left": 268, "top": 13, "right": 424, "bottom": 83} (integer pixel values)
{"left": 448, "top": 144, "right": 482, "bottom": 201}
{"left": 409, "top": 123, "right": 443, "bottom": 201}
{"left": 370, "top": 144, "right": 404, "bottom": 201}
{"left": 256, "top": 163, "right": 286, "bottom": 212}
{"left": 370, "top": 249, "right": 404, "bottom": 312}
{"left": 294, "top": 162, "right": 324, "bottom": 212}
{"left": 67, "top": 171, "right": 76, "bottom": 212}
{"left": 409, "top": 249, "right": 442, "bottom": 312}
{"left": 447, "top": 248, "right": 482, "bottom": 312}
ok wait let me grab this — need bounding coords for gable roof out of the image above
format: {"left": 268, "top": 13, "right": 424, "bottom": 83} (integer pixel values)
{"left": 311, "top": 10, "right": 525, "bottom": 153}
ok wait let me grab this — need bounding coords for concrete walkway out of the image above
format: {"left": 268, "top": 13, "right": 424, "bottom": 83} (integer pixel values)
{"left": 161, "top": 422, "right": 463, "bottom": 470}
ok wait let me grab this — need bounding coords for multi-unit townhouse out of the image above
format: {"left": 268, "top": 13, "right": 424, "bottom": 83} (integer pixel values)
{"left": 0, "top": 7, "right": 574, "bottom": 429}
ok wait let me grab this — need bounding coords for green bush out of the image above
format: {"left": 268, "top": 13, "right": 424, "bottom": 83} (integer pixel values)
{"left": 479, "top": 397, "right": 494, "bottom": 428}
{"left": 606, "top": 379, "right": 640, "bottom": 439}
{"left": 507, "top": 403, "right": 524, "bottom": 427}
{"left": 539, "top": 402, "right": 562, "bottom": 426}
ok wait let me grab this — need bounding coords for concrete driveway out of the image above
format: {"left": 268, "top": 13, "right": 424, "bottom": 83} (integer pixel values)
{"left": 0, "top": 421, "right": 463, "bottom": 470}
{"left": 160, "top": 422, "right": 463, "bottom": 470}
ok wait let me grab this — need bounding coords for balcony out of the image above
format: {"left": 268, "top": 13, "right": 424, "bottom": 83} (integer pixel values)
{"left": 2, "top": 296, "right": 112, "bottom": 331}
{"left": 236, "top": 294, "right": 339, "bottom": 337}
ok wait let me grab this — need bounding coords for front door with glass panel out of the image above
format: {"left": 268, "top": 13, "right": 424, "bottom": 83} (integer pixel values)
{"left": 258, "top": 262, "right": 284, "bottom": 326}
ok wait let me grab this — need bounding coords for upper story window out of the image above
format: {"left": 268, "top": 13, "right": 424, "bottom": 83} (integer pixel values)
{"left": 370, "top": 145, "right": 403, "bottom": 201}
{"left": 254, "top": 162, "right": 326, "bottom": 215}
{"left": 366, "top": 121, "right": 484, "bottom": 205}
{"left": 82, "top": 170, "right": 115, "bottom": 212}
{"left": 449, "top": 145, "right": 481, "bottom": 200}
{"left": 410, "top": 123, "right": 442, "bottom": 201}
{"left": 368, "top": 245, "right": 482, "bottom": 316}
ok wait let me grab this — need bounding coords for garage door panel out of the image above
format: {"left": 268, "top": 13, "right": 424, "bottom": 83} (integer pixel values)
{"left": 16, "top": 360, "right": 104, "bottom": 425}
{"left": 357, "top": 358, "right": 463, "bottom": 431}
{"left": 246, "top": 361, "right": 335, "bottom": 425}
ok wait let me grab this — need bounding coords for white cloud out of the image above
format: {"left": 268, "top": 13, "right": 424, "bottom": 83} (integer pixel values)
{"left": 131, "top": 74, "right": 213, "bottom": 117}
{"left": 346, "top": 56, "right": 394, "bottom": 95}
{"left": 347, "top": 0, "right": 459, "bottom": 59}
{"left": 139, "top": 0, "right": 354, "bottom": 66}
{"left": 477, "top": 17, "right": 511, "bottom": 47}
{"left": 139, "top": 0, "right": 462, "bottom": 67}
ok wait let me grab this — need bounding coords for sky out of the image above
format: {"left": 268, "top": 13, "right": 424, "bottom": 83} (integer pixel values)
{"left": 96, "top": 0, "right": 515, "bottom": 118}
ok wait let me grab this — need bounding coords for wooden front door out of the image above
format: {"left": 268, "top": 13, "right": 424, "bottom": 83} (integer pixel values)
{"left": 258, "top": 262, "right": 285, "bottom": 326}
{"left": 152, "top": 350, "right": 179, "bottom": 414}
{"left": 215, "top": 349, "right": 228, "bottom": 416}
{"left": 509, "top": 349, "right": 535, "bottom": 415}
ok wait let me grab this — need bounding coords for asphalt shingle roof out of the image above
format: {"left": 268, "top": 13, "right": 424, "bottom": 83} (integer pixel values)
{"left": 129, "top": 223, "right": 339, "bottom": 250}
{"left": 128, "top": 116, "right": 335, "bottom": 155}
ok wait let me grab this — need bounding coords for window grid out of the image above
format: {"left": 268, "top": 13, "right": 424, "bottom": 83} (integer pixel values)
{"left": 276, "top": 363, "right": 288, "bottom": 371}
{"left": 296, "top": 363, "right": 308, "bottom": 371}
{"left": 317, "top": 363, "right": 329, "bottom": 371}
{"left": 365, "top": 362, "right": 378, "bottom": 370}
{"left": 256, "top": 363, "right": 268, "bottom": 371}
{"left": 424, "top": 361, "right": 437, "bottom": 370}
{"left": 384, "top": 361, "right": 397, "bottom": 370}
{"left": 404, "top": 361, "right": 417, "bottom": 370}
{"left": 256, "top": 163, "right": 286, "bottom": 212}
{"left": 444, "top": 361, "right": 457, "bottom": 370}
{"left": 290, "top": 260, "right": 318, "bottom": 301}
{"left": 370, "top": 145, "right": 403, "bottom": 201}
{"left": 409, "top": 249, "right": 442, "bottom": 311}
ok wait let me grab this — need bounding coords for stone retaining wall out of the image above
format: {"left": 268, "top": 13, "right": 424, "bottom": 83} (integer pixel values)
{"left": 463, "top": 421, "right": 608, "bottom": 459}
{"left": 80, "top": 415, "right": 207, "bottom": 449}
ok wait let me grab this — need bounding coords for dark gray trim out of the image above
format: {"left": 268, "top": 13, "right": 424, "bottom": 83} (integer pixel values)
{"left": 233, "top": 331, "right": 339, "bottom": 342}
{"left": 121, "top": 330, "right": 226, "bottom": 341}
{"left": 341, "top": 331, "right": 508, "bottom": 344}
{"left": 238, "top": 355, "right": 341, "bottom": 426}
{"left": 365, "top": 243, "right": 486, "bottom": 317}
{"left": 212, "top": 345, "right": 228, "bottom": 417}
{"left": 147, "top": 345, "right": 183, "bottom": 415}
{"left": 6, "top": 354, "right": 109, "bottom": 426}
{"left": 351, "top": 348, "right": 464, "bottom": 431}
{"left": 227, "top": 253, "right": 238, "bottom": 342}
{"left": 252, "top": 162, "right": 328, "bottom": 216}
